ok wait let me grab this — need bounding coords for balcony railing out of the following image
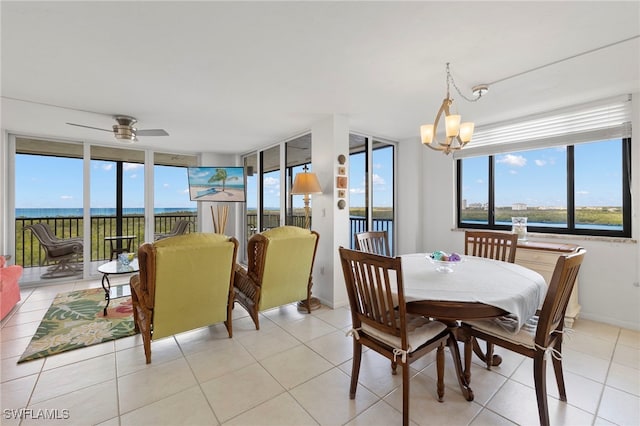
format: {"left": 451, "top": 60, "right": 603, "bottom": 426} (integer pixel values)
{"left": 16, "top": 214, "right": 393, "bottom": 269}
{"left": 245, "top": 214, "right": 393, "bottom": 252}
{"left": 16, "top": 214, "right": 197, "bottom": 267}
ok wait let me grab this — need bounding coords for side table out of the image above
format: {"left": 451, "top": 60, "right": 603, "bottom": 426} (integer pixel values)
{"left": 97, "top": 258, "right": 139, "bottom": 316}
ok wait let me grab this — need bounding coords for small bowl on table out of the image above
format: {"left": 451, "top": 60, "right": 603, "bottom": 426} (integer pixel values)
{"left": 427, "top": 253, "right": 465, "bottom": 273}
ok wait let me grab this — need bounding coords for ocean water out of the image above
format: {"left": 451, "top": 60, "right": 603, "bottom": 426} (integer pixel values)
{"left": 16, "top": 208, "right": 196, "bottom": 218}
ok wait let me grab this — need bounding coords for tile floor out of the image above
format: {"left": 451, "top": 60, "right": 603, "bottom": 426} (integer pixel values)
{"left": 1, "top": 277, "right": 639, "bottom": 426}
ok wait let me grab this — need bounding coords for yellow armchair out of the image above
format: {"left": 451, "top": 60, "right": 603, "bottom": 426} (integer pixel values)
{"left": 130, "top": 233, "right": 239, "bottom": 363}
{"left": 234, "top": 226, "right": 319, "bottom": 329}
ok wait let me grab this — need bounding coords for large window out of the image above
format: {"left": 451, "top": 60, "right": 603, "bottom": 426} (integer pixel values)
{"left": 458, "top": 138, "right": 631, "bottom": 237}
{"left": 457, "top": 96, "right": 632, "bottom": 238}
{"left": 153, "top": 152, "right": 198, "bottom": 235}
{"left": 15, "top": 139, "right": 84, "bottom": 271}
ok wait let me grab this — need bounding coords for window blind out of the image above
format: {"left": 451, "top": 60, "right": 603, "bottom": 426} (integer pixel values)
{"left": 453, "top": 94, "right": 632, "bottom": 159}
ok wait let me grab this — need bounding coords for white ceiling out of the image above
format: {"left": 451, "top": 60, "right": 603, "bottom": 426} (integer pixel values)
{"left": 2, "top": 1, "right": 639, "bottom": 155}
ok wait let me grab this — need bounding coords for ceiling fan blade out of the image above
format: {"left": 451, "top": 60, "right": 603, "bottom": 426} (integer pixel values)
{"left": 136, "top": 129, "right": 169, "bottom": 137}
{"left": 66, "top": 122, "right": 112, "bottom": 133}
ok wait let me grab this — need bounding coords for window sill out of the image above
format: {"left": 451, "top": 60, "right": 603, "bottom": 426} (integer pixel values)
{"left": 452, "top": 228, "right": 637, "bottom": 244}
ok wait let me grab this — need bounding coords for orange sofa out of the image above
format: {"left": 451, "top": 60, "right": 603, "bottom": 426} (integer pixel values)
{"left": 1, "top": 256, "right": 22, "bottom": 320}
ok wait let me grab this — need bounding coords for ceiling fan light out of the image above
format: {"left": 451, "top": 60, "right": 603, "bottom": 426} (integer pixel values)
{"left": 113, "top": 125, "right": 137, "bottom": 142}
{"left": 445, "top": 114, "right": 461, "bottom": 137}
{"left": 420, "top": 124, "right": 434, "bottom": 144}
{"left": 459, "top": 122, "right": 474, "bottom": 143}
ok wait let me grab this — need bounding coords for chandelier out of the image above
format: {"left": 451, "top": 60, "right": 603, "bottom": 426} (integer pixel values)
{"left": 420, "top": 63, "right": 488, "bottom": 154}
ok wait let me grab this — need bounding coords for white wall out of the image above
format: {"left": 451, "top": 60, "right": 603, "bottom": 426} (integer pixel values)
{"left": 310, "top": 115, "right": 350, "bottom": 309}
{"left": 396, "top": 92, "right": 640, "bottom": 330}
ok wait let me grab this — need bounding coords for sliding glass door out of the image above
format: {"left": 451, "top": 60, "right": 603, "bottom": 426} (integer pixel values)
{"left": 348, "top": 134, "right": 395, "bottom": 253}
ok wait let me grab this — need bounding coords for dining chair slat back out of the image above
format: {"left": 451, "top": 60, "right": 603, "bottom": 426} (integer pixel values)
{"left": 339, "top": 247, "right": 450, "bottom": 426}
{"left": 462, "top": 248, "right": 586, "bottom": 426}
{"left": 355, "top": 231, "right": 391, "bottom": 257}
{"left": 464, "top": 231, "right": 518, "bottom": 263}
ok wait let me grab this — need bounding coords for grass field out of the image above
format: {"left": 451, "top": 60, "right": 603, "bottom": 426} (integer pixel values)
{"left": 461, "top": 207, "right": 622, "bottom": 226}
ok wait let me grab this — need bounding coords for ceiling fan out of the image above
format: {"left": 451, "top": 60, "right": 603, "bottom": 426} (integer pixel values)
{"left": 66, "top": 115, "right": 169, "bottom": 142}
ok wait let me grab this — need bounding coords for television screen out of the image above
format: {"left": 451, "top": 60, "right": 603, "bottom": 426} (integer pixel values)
{"left": 187, "top": 166, "right": 246, "bottom": 202}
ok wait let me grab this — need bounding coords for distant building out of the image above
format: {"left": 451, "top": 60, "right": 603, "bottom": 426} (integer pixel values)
{"left": 467, "top": 202, "right": 488, "bottom": 210}
{"left": 512, "top": 203, "right": 527, "bottom": 210}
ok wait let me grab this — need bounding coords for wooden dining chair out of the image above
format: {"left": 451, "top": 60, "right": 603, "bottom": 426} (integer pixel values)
{"left": 339, "top": 247, "right": 451, "bottom": 426}
{"left": 354, "top": 230, "right": 391, "bottom": 256}
{"left": 464, "top": 230, "right": 520, "bottom": 364}
{"left": 462, "top": 248, "right": 586, "bottom": 426}
{"left": 464, "top": 230, "right": 518, "bottom": 263}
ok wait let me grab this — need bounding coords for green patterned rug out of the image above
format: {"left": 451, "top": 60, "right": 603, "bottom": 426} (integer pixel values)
{"left": 18, "top": 287, "right": 137, "bottom": 363}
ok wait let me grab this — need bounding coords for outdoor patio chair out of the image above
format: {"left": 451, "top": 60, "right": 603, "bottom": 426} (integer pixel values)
{"left": 234, "top": 226, "right": 319, "bottom": 329}
{"left": 154, "top": 219, "right": 192, "bottom": 241}
{"left": 38, "top": 222, "right": 83, "bottom": 245}
{"left": 25, "top": 223, "right": 83, "bottom": 278}
{"left": 130, "top": 233, "right": 239, "bottom": 363}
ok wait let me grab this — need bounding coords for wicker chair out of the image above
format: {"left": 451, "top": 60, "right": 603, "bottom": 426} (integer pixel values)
{"left": 234, "top": 226, "right": 319, "bottom": 330}
{"left": 130, "top": 233, "right": 239, "bottom": 363}
{"left": 25, "top": 223, "right": 83, "bottom": 278}
{"left": 462, "top": 248, "right": 586, "bottom": 426}
{"left": 154, "top": 219, "right": 192, "bottom": 241}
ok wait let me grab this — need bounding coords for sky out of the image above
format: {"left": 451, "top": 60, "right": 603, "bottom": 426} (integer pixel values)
{"left": 15, "top": 139, "right": 620, "bottom": 210}
{"left": 246, "top": 146, "right": 394, "bottom": 210}
{"left": 461, "top": 139, "right": 623, "bottom": 208}
{"left": 15, "top": 156, "right": 195, "bottom": 209}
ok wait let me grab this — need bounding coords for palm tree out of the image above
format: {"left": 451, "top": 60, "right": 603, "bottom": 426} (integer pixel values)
{"left": 208, "top": 168, "right": 228, "bottom": 190}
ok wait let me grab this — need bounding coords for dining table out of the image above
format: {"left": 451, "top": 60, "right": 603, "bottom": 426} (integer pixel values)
{"left": 400, "top": 253, "right": 547, "bottom": 401}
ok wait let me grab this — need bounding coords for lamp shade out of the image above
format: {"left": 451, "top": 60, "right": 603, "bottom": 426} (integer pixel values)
{"left": 291, "top": 172, "right": 322, "bottom": 195}
{"left": 445, "top": 114, "right": 461, "bottom": 137}
{"left": 459, "top": 122, "right": 474, "bottom": 143}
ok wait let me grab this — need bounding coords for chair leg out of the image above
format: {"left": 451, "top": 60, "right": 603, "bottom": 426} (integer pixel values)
{"left": 139, "top": 312, "right": 152, "bottom": 364}
{"left": 533, "top": 353, "right": 550, "bottom": 426}
{"left": 485, "top": 341, "right": 494, "bottom": 370}
{"left": 402, "top": 361, "right": 410, "bottom": 426}
{"left": 552, "top": 339, "right": 567, "bottom": 401}
{"left": 436, "top": 343, "right": 445, "bottom": 402}
{"left": 463, "top": 330, "right": 473, "bottom": 383}
{"left": 224, "top": 307, "right": 233, "bottom": 338}
{"left": 350, "top": 341, "right": 362, "bottom": 399}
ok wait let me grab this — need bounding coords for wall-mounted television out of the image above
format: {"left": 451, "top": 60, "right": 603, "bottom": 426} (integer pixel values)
{"left": 187, "top": 166, "right": 246, "bottom": 202}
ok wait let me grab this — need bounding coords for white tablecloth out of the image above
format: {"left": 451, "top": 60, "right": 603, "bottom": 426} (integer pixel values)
{"left": 401, "top": 253, "right": 547, "bottom": 332}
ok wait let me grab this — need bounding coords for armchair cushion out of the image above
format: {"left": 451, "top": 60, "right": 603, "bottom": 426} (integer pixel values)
{"left": 129, "top": 232, "right": 238, "bottom": 363}
{"left": 1, "top": 256, "right": 23, "bottom": 320}
{"left": 234, "top": 226, "right": 319, "bottom": 330}
{"left": 153, "top": 233, "right": 236, "bottom": 339}
{"left": 259, "top": 227, "right": 318, "bottom": 310}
